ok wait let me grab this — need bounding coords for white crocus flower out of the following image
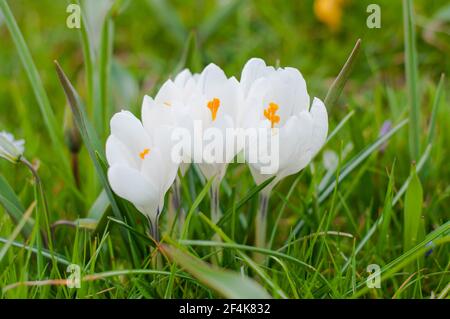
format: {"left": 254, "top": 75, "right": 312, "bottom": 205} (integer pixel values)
{"left": 190, "top": 63, "right": 242, "bottom": 181}
{"left": 141, "top": 68, "right": 199, "bottom": 176}
{"left": 241, "top": 57, "right": 328, "bottom": 188}
{"left": 240, "top": 58, "right": 328, "bottom": 250}
{"left": 106, "top": 110, "right": 178, "bottom": 239}
{"left": 184, "top": 63, "right": 242, "bottom": 223}
{"left": 0, "top": 131, "right": 25, "bottom": 163}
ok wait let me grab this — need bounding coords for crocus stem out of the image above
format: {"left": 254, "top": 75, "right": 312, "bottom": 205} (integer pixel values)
{"left": 255, "top": 191, "right": 270, "bottom": 251}
{"left": 210, "top": 178, "right": 221, "bottom": 224}
{"left": 20, "top": 157, "right": 50, "bottom": 248}
{"left": 149, "top": 211, "right": 160, "bottom": 243}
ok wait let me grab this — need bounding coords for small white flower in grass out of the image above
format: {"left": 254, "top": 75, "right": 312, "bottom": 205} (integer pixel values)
{"left": 240, "top": 58, "right": 328, "bottom": 250}
{"left": 0, "top": 131, "right": 25, "bottom": 163}
{"left": 106, "top": 110, "right": 179, "bottom": 238}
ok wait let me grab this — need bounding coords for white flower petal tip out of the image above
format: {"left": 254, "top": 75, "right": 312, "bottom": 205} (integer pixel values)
{"left": 0, "top": 131, "right": 25, "bottom": 163}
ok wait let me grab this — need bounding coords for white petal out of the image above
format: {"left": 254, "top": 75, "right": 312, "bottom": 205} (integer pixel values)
{"left": 309, "top": 97, "right": 328, "bottom": 156}
{"left": 278, "top": 112, "right": 314, "bottom": 178}
{"left": 141, "top": 95, "right": 176, "bottom": 134}
{"left": 105, "top": 135, "right": 137, "bottom": 168}
{"left": 110, "top": 111, "right": 151, "bottom": 159}
{"left": 108, "top": 164, "right": 159, "bottom": 219}
{"left": 154, "top": 79, "right": 180, "bottom": 104}
{"left": 281, "top": 67, "right": 310, "bottom": 113}
{"left": 240, "top": 58, "right": 274, "bottom": 97}
{"left": 197, "top": 63, "right": 227, "bottom": 96}
{"left": 174, "top": 68, "right": 192, "bottom": 87}
{"left": 151, "top": 126, "right": 180, "bottom": 193}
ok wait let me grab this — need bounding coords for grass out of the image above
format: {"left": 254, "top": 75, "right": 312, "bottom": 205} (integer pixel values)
{"left": 0, "top": 0, "right": 449, "bottom": 299}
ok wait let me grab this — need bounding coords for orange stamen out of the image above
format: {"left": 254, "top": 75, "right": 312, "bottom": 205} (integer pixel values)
{"left": 139, "top": 148, "right": 150, "bottom": 159}
{"left": 207, "top": 98, "right": 220, "bottom": 121}
{"left": 263, "top": 102, "right": 280, "bottom": 128}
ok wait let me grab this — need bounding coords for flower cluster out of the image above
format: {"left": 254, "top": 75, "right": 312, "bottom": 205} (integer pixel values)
{"left": 105, "top": 58, "right": 328, "bottom": 236}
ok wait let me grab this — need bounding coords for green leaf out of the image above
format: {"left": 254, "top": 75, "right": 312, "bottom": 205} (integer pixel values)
{"left": 427, "top": 74, "right": 445, "bottom": 145}
{"left": 54, "top": 62, "right": 123, "bottom": 224}
{"left": 0, "top": 0, "right": 71, "bottom": 180}
{"left": 181, "top": 176, "right": 215, "bottom": 239}
{"left": 403, "top": 163, "right": 423, "bottom": 253}
{"left": 162, "top": 244, "right": 271, "bottom": 299}
{"left": 0, "top": 201, "right": 35, "bottom": 263}
{"left": 218, "top": 176, "right": 276, "bottom": 227}
{"left": 319, "top": 119, "right": 408, "bottom": 202}
{"left": 324, "top": 39, "right": 361, "bottom": 109}
{"left": 0, "top": 175, "right": 34, "bottom": 238}
{"left": 403, "top": 0, "right": 420, "bottom": 160}
{"left": 350, "top": 221, "right": 449, "bottom": 298}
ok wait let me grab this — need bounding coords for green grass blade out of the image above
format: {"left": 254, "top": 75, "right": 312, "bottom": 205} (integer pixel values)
{"left": 324, "top": 39, "right": 361, "bottom": 108}
{"left": 0, "top": 176, "right": 34, "bottom": 238}
{"left": 54, "top": 62, "right": 123, "bottom": 223}
{"left": 403, "top": 164, "right": 423, "bottom": 253}
{"left": 403, "top": 0, "right": 420, "bottom": 160}
{"left": 181, "top": 176, "right": 215, "bottom": 239}
{"left": 0, "top": 0, "right": 71, "bottom": 177}
{"left": 0, "top": 237, "right": 70, "bottom": 266}
{"left": 199, "top": 213, "right": 288, "bottom": 298}
{"left": 350, "top": 221, "right": 449, "bottom": 298}
{"left": 98, "top": 14, "right": 114, "bottom": 140}
{"left": 0, "top": 201, "right": 35, "bottom": 263}
{"left": 218, "top": 176, "right": 275, "bottom": 227}
{"left": 325, "top": 109, "right": 355, "bottom": 144}
{"left": 392, "top": 143, "right": 431, "bottom": 205}
{"left": 341, "top": 145, "right": 431, "bottom": 273}
{"left": 319, "top": 119, "right": 408, "bottom": 202}
{"left": 427, "top": 73, "right": 445, "bottom": 145}
{"left": 162, "top": 244, "right": 271, "bottom": 299}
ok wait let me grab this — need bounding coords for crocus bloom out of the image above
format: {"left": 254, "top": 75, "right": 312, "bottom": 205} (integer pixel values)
{"left": 188, "top": 63, "right": 242, "bottom": 181}
{"left": 142, "top": 69, "right": 199, "bottom": 176}
{"left": 241, "top": 58, "right": 328, "bottom": 189}
{"left": 106, "top": 110, "right": 178, "bottom": 236}
{"left": 240, "top": 58, "right": 328, "bottom": 250}
{"left": 0, "top": 131, "right": 25, "bottom": 163}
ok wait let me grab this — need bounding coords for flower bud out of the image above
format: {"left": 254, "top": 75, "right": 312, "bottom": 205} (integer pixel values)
{"left": 0, "top": 131, "right": 25, "bottom": 163}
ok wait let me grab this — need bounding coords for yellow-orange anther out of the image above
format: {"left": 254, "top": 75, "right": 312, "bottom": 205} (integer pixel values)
{"left": 264, "top": 102, "right": 280, "bottom": 128}
{"left": 207, "top": 98, "right": 220, "bottom": 121}
{"left": 139, "top": 148, "right": 150, "bottom": 159}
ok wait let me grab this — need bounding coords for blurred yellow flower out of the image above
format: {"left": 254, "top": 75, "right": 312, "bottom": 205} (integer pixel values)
{"left": 314, "top": 0, "right": 346, "bottom": 31}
